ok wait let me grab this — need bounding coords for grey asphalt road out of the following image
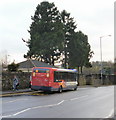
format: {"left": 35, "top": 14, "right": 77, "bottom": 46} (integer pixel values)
{"left": 1, "top": 86, "right": 114, "bottom": 118}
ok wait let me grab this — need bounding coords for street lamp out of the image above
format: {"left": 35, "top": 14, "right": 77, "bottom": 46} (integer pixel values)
{"left": 100, "top": 35, "right": 111, "bottom": 84}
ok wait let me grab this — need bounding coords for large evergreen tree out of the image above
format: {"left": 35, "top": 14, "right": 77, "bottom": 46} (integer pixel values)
{"left": 25, "top": 1, "right": 93, "bottom": 69}
{"left": 60, "top": 10, "right": 77, "bottom": 68}
{"left": 26, "top": 1, "right": 64, "bottom": 65}
{"left": 68, "top": 31, "right": 93, "bottom": 73}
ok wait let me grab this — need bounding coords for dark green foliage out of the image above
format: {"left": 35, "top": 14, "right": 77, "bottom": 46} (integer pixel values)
{"left": 27, "top": 1, "right": 64, "bottom": 65}
{"left": 103, "top": 67, "right": 112, "bottom": 75}
{"left": 25, "top": 1, "right": 93, "bottom": 70}
{"left": 68, "top": 31, "right": 93, "bottom": 73}
{"left": 60, "top": 10, "right": 77, "bottom": 68}
{"left": 8, "top": 62, "right": 19, "bottom": 72}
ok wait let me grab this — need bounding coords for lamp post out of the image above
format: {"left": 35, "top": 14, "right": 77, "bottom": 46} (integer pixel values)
{"left": 100, "top": 35, "right": 111, "bottom": 84}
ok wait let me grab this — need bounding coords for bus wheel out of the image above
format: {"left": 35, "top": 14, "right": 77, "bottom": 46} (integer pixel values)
{"left": 74, "top": 86, "right": 78, "bottom": 91}
{"left": 58, "top": 86, "right": 62, "bottom": 93}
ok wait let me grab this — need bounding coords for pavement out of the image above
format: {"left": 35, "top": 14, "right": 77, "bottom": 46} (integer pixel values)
{"left": 0, "top": 88, "right": 34, "bottom": 97}
{"left": 0, "top": 86, "right": 89, "bottom": 97}
{"left": 0, "top": 86, "right": 89, "bottom": 96}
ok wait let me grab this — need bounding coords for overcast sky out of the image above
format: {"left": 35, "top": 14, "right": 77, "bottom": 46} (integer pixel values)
{"left": 0, "top": 0, "right": 114, "bottom": 64}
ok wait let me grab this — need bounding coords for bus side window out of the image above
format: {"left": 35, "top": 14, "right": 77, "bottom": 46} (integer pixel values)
{"left": 64, "top": 72, "right": 68, "bottom": 81}
{"left": 72, "top": 73, "right": 75, "bottom": 81}
{"left": 75, "top": 73, "right": 78, "bottom": 81}
{"left": 59, "top": 72, "right": 62, "bottom": 80}
{"left": 68, "top": 73, "right": 71, "bottom": 81}
{"left": 68, "top": 73, "right": 75, "bottom": 81}
{"left": 54, "top": 72, "right": 63, "bottom": 82}
{"left": 54, "top": 72, "right": 59, "bottom": 82}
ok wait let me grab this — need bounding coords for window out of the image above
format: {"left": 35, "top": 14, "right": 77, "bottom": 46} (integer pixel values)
{"left": 62, "top": 72, "right": 68, "bottom": 81}
{"left": 54, "top": 71, "right": 77, "bottom": 82}
{"left": 33, "top": 69, "right": 49, "bottom": 73}
{"left": 54, "top": 72, "right": 60, "bottom": 82}
{"left": 54, "top": 71, "right": 68, "bottom": 82}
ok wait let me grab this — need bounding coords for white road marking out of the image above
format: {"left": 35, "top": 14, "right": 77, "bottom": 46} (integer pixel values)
{"left": 2, "top": 100, "right": 65, "bottom": 118}
{"left": 57, "top": 100, "right": 64, "bottom": 105}
{"left": 3, "top": 94, "right": 113, "bottom": 118}
{"left": 2, "top": 95, "right": 89, "bottom": 118}
{"left": 32, "top": 100, "right": 64, "bottom": 109}
{"left": 3, "top": 99, "right": 28, "bottom": 104}
{"left": 13, "top": 108, "right": 31, "bottom": 116}
{"left": 2, "top": 114, "right": 13, "bottom": 118}
{"left": 70, "top": 95, "right": 89, "bottom": 101}
{"left": 2, "top": 95, "right": 88, "bottom": 118}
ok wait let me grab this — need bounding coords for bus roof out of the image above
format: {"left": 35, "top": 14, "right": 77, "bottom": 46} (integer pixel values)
{"left": 56, "top": 68, "right": 77, "bottom": 73}
{"left": 32, "top": 67, "right": 77, "bottom": 73}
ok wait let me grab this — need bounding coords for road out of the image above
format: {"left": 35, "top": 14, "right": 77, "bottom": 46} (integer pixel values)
{"left": 1, "top": 86, "right": 114, "bottom": 118}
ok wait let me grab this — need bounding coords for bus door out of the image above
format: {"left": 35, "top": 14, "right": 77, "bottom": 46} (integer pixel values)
{"left": 32, "top": 68, "right": 50, "bottom": 86}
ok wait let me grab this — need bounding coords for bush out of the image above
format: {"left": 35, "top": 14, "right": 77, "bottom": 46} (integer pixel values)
{"left": 8, "top": 62, "right": 19, "bottom": 72}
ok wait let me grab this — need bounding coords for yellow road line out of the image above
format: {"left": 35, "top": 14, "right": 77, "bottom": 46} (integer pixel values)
{"left": 0, "top": 91, "right": 42, "bottom": 97}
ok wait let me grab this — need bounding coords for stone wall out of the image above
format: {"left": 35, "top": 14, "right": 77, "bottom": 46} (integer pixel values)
{"left": 1, "top": 72, "right": 116, "bottom": 91}
{"left": 78, "top": 74, "right": 116, "bottom": 87}
{"left": 2, "top": 72, "right": 31, "bottom": 91}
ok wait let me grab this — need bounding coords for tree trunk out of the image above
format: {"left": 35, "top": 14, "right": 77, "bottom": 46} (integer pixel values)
{"left": 77, "top": 66, "right": 80, "bottom": 74}
{"left": 80, "top": 66, "right": 83, "bottom": 74}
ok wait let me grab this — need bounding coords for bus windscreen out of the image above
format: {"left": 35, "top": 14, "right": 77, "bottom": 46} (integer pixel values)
{"left": 33, "top": 68, "right": 49, "bottom": 73}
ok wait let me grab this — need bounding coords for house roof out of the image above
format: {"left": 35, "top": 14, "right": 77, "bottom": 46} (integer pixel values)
{"left": 18, "top": 60, "right": 56, "bottom": 69}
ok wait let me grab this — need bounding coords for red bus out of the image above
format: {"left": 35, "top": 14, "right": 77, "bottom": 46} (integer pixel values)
{"left": 31, "top": 67, "right": 78, "bottom": 92}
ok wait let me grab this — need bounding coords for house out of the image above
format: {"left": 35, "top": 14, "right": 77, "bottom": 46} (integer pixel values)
{"left": 18, "top": 60, "right": 56, "bottom": 72}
